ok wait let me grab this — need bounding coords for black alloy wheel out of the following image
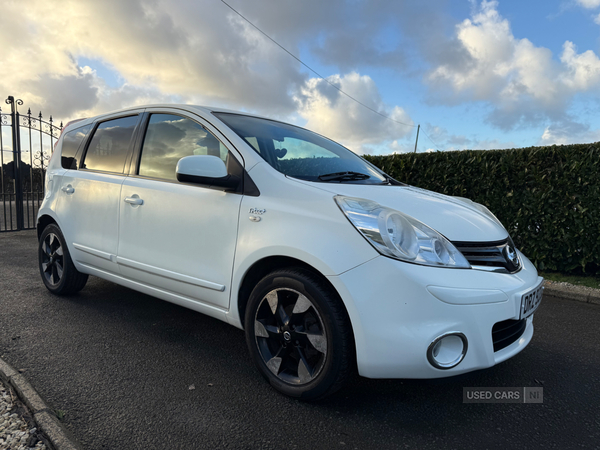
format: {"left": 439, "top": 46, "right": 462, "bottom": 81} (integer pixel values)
{"left": 254, "top": 287, "right": 328, "bottom": 384}
{"left": 245, "top": 268, "right": 353, "bottom": 400}
{"left": 40, "top": 231, "right": 64, "bottom": 286}
{"left": 38, "top": 224, "right": 88, "bottom": 295}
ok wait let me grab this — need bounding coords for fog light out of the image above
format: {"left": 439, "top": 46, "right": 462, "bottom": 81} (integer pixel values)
{"left": 427, "top": 332, "right": 468, "bottom": 369}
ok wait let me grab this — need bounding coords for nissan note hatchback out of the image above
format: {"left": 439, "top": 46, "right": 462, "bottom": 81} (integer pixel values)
{"left": 37, "top": 104, "right": 543, "bottom": 400}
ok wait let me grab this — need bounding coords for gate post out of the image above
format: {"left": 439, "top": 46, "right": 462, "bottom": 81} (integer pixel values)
{"left": 6, "top": 96, "right": 24, "bottom": 230}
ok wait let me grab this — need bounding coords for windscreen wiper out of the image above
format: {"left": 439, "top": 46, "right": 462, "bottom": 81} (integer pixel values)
{"left": 317, "top": 171, "right": 371, "bottom": 182}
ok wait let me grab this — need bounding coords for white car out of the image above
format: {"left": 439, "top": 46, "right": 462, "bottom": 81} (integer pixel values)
{"left": 37, "top": 105, "right": 543, "bottom": 400}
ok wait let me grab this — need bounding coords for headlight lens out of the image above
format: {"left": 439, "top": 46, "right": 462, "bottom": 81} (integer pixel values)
{"left": 335, "top": 196, "right": 470, "bottom": 269}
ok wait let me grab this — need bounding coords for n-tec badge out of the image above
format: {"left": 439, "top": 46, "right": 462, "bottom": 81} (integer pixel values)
{"left": 249, "top": 208, "right": 266, "bottom": 215}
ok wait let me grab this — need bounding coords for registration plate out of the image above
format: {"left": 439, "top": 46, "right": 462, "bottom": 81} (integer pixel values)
{"left": 520, "top": 280, "right": 544, "bottom": 319}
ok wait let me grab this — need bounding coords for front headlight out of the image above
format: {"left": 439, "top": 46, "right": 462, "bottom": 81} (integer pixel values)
{"left": 335, "top": 196, "right": 470, "bottom": 269}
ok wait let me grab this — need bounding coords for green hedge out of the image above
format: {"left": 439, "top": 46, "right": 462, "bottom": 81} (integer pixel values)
{"left": 364, "top": 143, "right": 600, "bottom": 274}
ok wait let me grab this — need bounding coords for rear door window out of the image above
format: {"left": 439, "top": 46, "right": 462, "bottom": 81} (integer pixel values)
{"left": 82, "top": 116, "right": 139, "bottom": 173}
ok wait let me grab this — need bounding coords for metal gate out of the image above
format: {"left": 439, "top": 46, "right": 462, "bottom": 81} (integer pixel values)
{"left": 0, "top": 96, "right": 62, "bottom": 231}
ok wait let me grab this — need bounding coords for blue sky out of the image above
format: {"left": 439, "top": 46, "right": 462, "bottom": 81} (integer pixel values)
{"left": 2, "top": 0, "right": 600, "bottom": 154}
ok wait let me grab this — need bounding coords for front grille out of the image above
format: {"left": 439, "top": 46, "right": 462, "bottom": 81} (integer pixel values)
{"left": 492, "top": 319, "right": 526, "bottom": 352}
{"left": 453, "top": 238, "right": 521, "bottom": 273}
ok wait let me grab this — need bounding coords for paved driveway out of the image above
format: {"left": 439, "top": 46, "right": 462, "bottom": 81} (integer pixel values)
{"left": 0, "top": 231, "right": 598, "bottom": 449}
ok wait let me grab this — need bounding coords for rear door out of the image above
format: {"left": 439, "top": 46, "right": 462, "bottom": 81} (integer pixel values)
{"left": 56, "top": 113, "right": 142, "bottom": 274}
{"left": 117, "top": 109, "right": 243, "bottom": 309}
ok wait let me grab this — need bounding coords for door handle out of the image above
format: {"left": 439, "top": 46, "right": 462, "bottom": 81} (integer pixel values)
{"left": 124, "top": 196, "right": 144, "bottom": 206}
{"left": 61, "top": 185, "right": 74, "bottom": 194}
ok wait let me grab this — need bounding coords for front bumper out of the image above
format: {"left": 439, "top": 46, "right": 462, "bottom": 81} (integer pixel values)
{"left": 327, "top": 251, "right": 542, "bottom": 379}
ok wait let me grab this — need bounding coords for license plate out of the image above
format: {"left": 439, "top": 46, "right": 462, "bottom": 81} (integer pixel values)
{"left": 520, "top": 281, "right": 544, "bottom": 319}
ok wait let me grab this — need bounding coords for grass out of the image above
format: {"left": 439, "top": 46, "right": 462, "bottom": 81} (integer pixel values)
{"left": 540, "top": 272, "right": 600, "bottom": 290}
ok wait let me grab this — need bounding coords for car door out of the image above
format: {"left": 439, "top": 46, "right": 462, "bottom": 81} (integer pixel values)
{"left": 117, "top": 110, "right": 243, "bottom": 310}
{"left": 56, "top": 113, "right": 142, "bottom": 274}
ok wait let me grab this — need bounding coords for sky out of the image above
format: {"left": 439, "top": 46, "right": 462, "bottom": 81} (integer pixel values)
{"left": 2, "top": 0, "right": 600, "bottom": 155}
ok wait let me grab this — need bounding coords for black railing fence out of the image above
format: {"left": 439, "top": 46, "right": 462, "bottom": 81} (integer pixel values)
{"left": 0, "top": 96, "right": 62, "bottom": 231}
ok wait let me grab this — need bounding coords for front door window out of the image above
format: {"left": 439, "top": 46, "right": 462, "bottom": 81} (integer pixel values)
{"left": 138, "top": 114, "right": 228, "bottom": 181}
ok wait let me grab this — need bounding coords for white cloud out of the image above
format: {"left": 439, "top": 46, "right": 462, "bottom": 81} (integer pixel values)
{"left": 0, "top": 0, "right": 307, "bottom": 117}
{"left": 574, "top": 1, "right": 600, "bottom": 26}
{"left": 560, "top": 41, "right": 600, "bottom": 90}
{"left": 295, "top": 73, "right": 414, "bottom": 153}
{"left": 576, "top": 0, "right": 600, "bottom": 9}
{"left": 428, "top": 1, "right": 600, "bottom": 130}
{"left": 2, "top": 0, "right": 598, "bottom": 152}
{"left": 387, "top": 140, "right": 413, "bottom": 154}
{"left": 413, "top": 123, "right": 516, "bottom": 151}
{"left": 471, "top": 138, "right": 517, "bottom": 150}
{"left": 0, "top": 0, "right": 419, "bottom": 151}
{"left": 540, "top": 119, "right": 600, "bottom": 145}
{"left": 419, "top": 124, "right": 472, "bottom": 150}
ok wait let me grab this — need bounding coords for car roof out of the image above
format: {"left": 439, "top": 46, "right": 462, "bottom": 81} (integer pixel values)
{"left": 61, "top": 104, "right": 274, "bottom": 134}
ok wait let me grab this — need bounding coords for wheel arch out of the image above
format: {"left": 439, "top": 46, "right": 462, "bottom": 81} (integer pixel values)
{"left": 37, "top": 214, "right": 58, "bottom": 239}
{"left": 236, "top": 256, "right": 355, "bottom": 339}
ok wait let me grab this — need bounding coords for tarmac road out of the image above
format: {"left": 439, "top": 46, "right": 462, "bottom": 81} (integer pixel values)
{"left": 0, "top": 231, "right": 599, "bottom": 449}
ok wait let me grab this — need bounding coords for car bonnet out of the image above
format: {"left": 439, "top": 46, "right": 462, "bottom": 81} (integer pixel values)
{"left": 290, "top": 180, "right": 509, "bottom": 243}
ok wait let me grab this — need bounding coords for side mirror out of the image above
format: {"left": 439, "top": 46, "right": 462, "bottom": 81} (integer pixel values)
{"left": 176, "top": 155, "right": 240, "bottom": 191}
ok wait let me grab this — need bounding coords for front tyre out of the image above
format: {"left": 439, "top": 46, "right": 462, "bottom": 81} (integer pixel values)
{"left": 38, "top": 223, "right": 88, "bottom": 295}
{"left": 245, "top": 268, "right": 354, "bottom": 400}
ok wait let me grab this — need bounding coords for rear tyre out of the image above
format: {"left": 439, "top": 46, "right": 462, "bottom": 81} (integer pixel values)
{"left": 245, "top": 268, "right": 354, "bottom": 400}
{"left": 38, "top": 223, "right": 88, "bottom": 295}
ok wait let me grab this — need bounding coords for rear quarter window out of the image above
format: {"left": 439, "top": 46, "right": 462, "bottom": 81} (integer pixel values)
{"left": 60, "top": 124, "right": 92, "bottom": 169}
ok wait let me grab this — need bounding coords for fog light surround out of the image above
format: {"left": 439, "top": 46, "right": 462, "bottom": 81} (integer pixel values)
{"left": 427, "top": 332, "right": 468, "bottom": 370}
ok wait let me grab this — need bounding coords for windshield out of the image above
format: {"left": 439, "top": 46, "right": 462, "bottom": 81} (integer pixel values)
{"left": 214, "top": 113, "right": 389, "bottom": 184}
